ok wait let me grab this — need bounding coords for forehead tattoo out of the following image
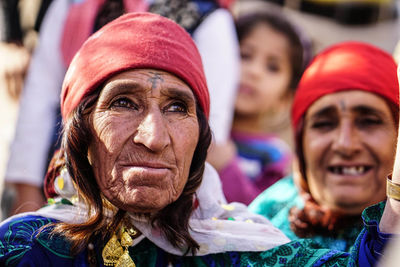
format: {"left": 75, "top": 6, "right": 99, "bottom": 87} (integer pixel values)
{"left": 339, "top": 100, "right": 346, "bottom": 111}
{"left": 148, "top": 72, "right": 165, "bottom": 89}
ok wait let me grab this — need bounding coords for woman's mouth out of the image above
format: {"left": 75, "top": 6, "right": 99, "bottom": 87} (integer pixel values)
{"left": 238, "top": 85, "right": 255, "bottom": 96}
{"left": 327, "top": 165, "right": 372, "bottom": 176}
{"left": 119, "top": 162, "right": 173, "bottom": 178}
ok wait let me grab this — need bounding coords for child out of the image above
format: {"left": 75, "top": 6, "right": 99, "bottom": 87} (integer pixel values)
{"left": 207, "top": 8, "right": 310, "bottom": 205}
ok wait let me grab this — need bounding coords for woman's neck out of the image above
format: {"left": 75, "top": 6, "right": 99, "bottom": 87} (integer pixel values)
{"left": 233, "top": 111, "right": 289, "bottom": 132}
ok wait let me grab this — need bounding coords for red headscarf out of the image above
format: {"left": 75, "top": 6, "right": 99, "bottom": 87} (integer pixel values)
{"left": 289, "top": 41, "right": 399, "bottom": 236}
{"left": 292, "top": 41, "right": 399, "bottom": 130}
{"left": 60, "top": 12, "right": 210, "bottom": 120}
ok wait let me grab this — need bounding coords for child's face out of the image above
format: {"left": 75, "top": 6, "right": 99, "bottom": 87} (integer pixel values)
{"left": 236, "top": 23, "right": 292, "bottom": 116}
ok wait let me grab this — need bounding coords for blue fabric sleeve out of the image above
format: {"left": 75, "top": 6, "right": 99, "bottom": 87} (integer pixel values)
{"left": 358, "top": 219, "right": 393, "bottom": 266}
{"left": 0, "top": 215, "right": 77, "bottom": 266}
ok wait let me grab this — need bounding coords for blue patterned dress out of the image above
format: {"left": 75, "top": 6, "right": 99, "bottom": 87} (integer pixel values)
{"left": 249, "top": 176, "right": 363, "bottom": 252}
{"left": 0, "top": 202, "right": 391, "bottom": 266}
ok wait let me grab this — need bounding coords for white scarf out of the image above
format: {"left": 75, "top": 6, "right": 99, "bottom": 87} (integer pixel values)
{"left": 3, "top": 163, "right": 290, "bottom": 255}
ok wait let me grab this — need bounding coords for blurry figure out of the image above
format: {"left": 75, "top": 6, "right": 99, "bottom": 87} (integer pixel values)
{"left": 393, "top": 39, "right": 400, "bottom": 63}
{"left": 2, "top": 0, "right": 53, "bottom": 47}
{"left": 234, "top": 0, "right": 400, "bottom": 55}
{"left": 1, "top": 0, "right": 53, "bottom": 98}
{"left": 0, "top": 0, "right": 53, "bottom": 218}
{"left": 252, "top": 0, "right": 398, "bottom": 25}
{"left": 249, "top": 41, "right": 399, "bottom": 251}
{"left": 294, "top": 0, "right": 397, "bottom": 25}
{"left": 207, "top": 7, "right": 310, "bottom": 204}
{"left": 2, "top": 0, "right": 239, "bottom": 217}
{"left": 0, "top": 42, "right": 29, "bottom": 100}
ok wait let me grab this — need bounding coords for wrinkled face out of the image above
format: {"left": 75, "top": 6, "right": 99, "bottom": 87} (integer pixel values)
{"left": 88, "top": 69, "right": 199, "bottom": 213}
{"left": 303, "top": 91, "right": 396, "bottom": 215}
{"left": 235, "top": 22, "right": 292, "bottom": 116}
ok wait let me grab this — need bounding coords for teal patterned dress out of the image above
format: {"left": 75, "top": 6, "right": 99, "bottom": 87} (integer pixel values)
{"left": 249, "top": 176, "right": 365, "bottom": 252}
{"left": 0, "top": 202, "right": 391, "bottom": 266}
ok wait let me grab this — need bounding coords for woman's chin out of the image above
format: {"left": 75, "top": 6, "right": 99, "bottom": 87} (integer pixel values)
{"left": 327, "top": 198, "right": 369, "bottom": 215}
{"left": 115, "top": 197, "right": 172, "bottom": 214}
{"left": 123, "top": 203, "right": 165, "bottom": 214}
{"left": 104, "top": 186, "right": 179, "bottom": 213}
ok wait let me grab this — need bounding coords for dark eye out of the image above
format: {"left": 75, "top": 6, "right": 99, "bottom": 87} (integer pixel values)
{"left": 240, "top": 50, "right": 252, "bottom": 61}
{"left": 110, "top": 97, "right": 137, "bottom": 110}
{"left": 164, "top": 101, "right": 188, "bottom": 113}
{"left": 357, "top": 116, "right": 382, "bottom": 128}
{"left": 310, "top": 119, "right": 336, "bottom": 131}
{"left": 266, "top": 62, "right": 280, "bottom": 73}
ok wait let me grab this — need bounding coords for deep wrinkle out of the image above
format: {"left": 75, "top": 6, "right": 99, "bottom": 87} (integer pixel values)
{"left": 99, "top": 76, "right": 197, "bottom": 113}
{"left": 163, "top": 88, "right": 196, "bottom": 108}
{"left": 148, "top": 72, "right": 165, "bottom": 89}
{"left": 100, "top": 82, "right": 142, "bottom": 103}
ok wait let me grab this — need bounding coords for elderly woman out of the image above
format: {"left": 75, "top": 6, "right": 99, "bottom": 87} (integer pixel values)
{"left": 250, "top": 41, "right": 399, "bottom": 252}
{"left": 0, "top": 13, "right": 400, "bottom": 266}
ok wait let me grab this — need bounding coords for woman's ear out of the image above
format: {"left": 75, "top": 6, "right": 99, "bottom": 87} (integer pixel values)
{"left": 82, "top": 102, "right": 96, "bottom": 166}
{"left": 292, "top": 155, "right": 310, "bottom": 193}
{"left": 292, "top": 156, "right": 302, "bottom": 188}
{"left": 87, "top": 151, "right": 93, "bottom": 166}
{"left": 85, "top": 112, "right": 95, "bottom": 167}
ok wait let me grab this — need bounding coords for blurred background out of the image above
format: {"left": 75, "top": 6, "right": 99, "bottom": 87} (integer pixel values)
{"left": 234, "top": 0, "right": 400, "bottom": 55}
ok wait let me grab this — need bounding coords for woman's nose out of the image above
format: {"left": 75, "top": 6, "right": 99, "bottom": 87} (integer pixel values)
{"left": 244, "top": 60, "right": 262, "bottom": 79}
{"left": 332, "top": 122, "right": 361, "bottom": 157}
{"left": 133, "top": 110, "right": 170, "bottom": 152}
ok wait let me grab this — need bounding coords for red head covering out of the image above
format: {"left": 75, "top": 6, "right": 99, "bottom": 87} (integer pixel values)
{"left": 292, "top": 41, "right": 399, "bottom": 130}
{"left": 288, "top": 41, "right": 399, "bottom": 236}
{"left": 60, "top": 12, "right": 210, "bottom": 120}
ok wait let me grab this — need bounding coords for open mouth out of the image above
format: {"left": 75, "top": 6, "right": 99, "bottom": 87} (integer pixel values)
{"left": 327, "top": 166, "right": 372, "bottom": 176}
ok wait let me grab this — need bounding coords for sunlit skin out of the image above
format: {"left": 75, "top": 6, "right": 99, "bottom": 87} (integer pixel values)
{"left": 87, "top": 69, "right": 199, "bottom": 213}
{"left": 303, "top": 91, "right": 397, "bottom": 215}
{"left": 235, "top": 23, "right": 292, "bottom": 121}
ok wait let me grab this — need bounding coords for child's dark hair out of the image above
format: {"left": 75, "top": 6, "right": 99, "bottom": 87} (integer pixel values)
{"left": 236, "top": 10, "right": 310, "bottom": 91}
